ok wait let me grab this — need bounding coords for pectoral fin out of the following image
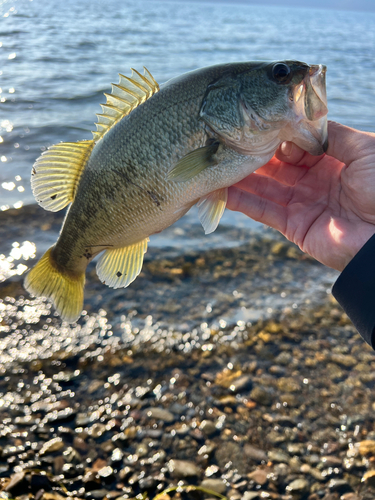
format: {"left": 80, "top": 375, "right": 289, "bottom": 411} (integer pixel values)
{"left": 197, "top": 188, "right": 228, "bottom": 234}
{"left": 96, "top": 238, "right": 149, "bottom": 288}
{"left": 168, "top": 141, "right": 220, "bottom": 182}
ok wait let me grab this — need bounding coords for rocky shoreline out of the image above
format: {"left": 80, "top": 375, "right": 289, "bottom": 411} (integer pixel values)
{"left": 1, "top": 206, "right": 375, "bottom": 500}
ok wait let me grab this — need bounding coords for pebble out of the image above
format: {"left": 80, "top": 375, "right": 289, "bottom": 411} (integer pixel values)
{"left": 327, "top": 478, "right": 353, "bottom": 494}
{"left": 39, "top": 437, "right": 64, "bottom": 456}
{"left": 249, "top": 386, "right": 274, "bottom": 406}
{"left": 167, "top": 459, "right": 201, "bottom": 478}
{"left": 244, "top": 444, "right": 268, "bottom": 463}
{"left": 356, "top": 440, "right": 375, "bottom": 456}
{"left": 285, "top": 478, "right": 309, "bottom": 494}
{"left": 242, "top": 493, "right": 260, "bottom": 500}
{"left": 248, "top": 468, "right": 268, "bottom": 485}
{"left": 362, "top": 470, "right": 375, "bottom": 487}
{"left": 228, "top": 374, "right": 252, "bottom": 393}
{"left": 5, "top": 472, "right": 27, "bottom": 494}
{"left": 144, "top": 407, "right": 175, "bottom": 422}
{"left": 268, "top": 450, "right": 290, "bottom": 463}
{"left": 200, "top": 478, "right": 227, "bottom": 494}
{"left": 199, "top": 419, "right": 217, "bottom": 437}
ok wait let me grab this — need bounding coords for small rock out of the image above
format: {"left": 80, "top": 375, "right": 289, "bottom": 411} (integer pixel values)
{"left": 285, "top": 478, "right": 309, "bottom": 494}
{"left": 139, "top": 476, "right": 158, "bottom": 491}
{"left": 362, "top": 469, "right": 375, "bottom": 487}
{"left": 249, "top": 386, "right": 273, "bottom": 406}
{"left": 53, "top": 455, "right": 65, "bottom": 475}
{"left": 274, "top": 351, "right": 292, "bottom": 366}
{"left": 86, "top": 490, "right": 110, "bottom": 500}
{"left": 111, "top": 448, "right": 124, "bottom": 463}
{"left": 241, "top": 493, "right": 259, "bottom": 500}
{"left": 268, "top": 450, "right": 290, "bottom": 463}
{"left": 244, "top": 444, "right": 268, "bottom": 463}
{"left": 145, "top": 407, "right": 175, "bottom": 423}
{"left": 98, "top": 466, "right": 114, "bottom": 478}
{"left": 330, "top": 353, "right": 356, "bottom": 367}
{"left": 89, "top": 423, "right": 107, "bottom": 438}
{"left": 39, "top": 437, "right": 64, "bottom": 456}
{"left": 205, "top": 464, "right": 220, "bottom": 477}
{"left": 88, "top": 380, "right": 104, "bottom": 394}
{"left": 327, "top": 478, "right": 353, "bottom": 494}
{"left": 5, "top": 472, "right": 28, "bottom": 495}
{"left": 199, "top": 420, "right": 217, "bottom": 437}
{"left": 340, "top": 494, "right": 361, "bottom": 500}
{"left": 248, "top": 468, "right": 268, "bottom": 485}
{"left": 73, "top": 436, "right": 89, "bottom": 453}
{"left": 200, "top": 478, "right": 227, "bottom": 494}
{"left": 356, "top": 440, "right": 375, "bottom": 456}
{"left": 229, "top": 375, "right": 252, "bottom": 393}
{"left": 168, "top": 459, "right": 201, "bottom": 478}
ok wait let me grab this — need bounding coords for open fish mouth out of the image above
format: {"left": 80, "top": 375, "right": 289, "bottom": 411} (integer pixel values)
{"left": 288, "top": 63, "right": 329, "bottom": 155}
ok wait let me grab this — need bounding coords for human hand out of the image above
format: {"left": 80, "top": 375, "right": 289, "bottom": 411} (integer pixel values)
{"left": 227, "top": 121, "right": 375, "bottom": 272}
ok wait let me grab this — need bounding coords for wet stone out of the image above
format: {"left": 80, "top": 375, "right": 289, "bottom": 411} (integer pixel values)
{"left": 200, "top": 478, "right": 227, "bottom": 494}
{"left": 86, "top": 490, "right": 110, "bottom": 500}
{"left": 229, "top": 374, "right": 252, "bottom": 393}
{"left": 249, "top": 386, "right": 274, "bottom": 406}
{"left": 327, "top": 478, "right": 353, "bottom": 494}
{"left": 199, "top": 419, "right": 217, "bottom": 437}
{"left": 286, "top": 478, "right": 310, "bottom": 494}
{"left": 268, "top": 450, "right": 290, "bottom": 463}
{"left": 362, "top": 470, "right": 375, "bottom": 487}
{"left": 39, "top": 437, "right": 64, "bottom": 456}
{"left": 356, "top": 440, "right": 375, "bottom": 456}
{"left": 168, "top": 459, "right": 201, "bottom": 478}
{"left": 242, "top": 492, "right": 260, "bottom": 500}
{"left": 5, "top": 471, "right": 27, "bottom": 494}
{"left": 248, "top": 468, "right": 268, "bottom": 485}
{"left": 244, "top": 444, "right": 268, "bottom": 463}
{"left": 145, "top": 407, "right": 175, "bottom": 422}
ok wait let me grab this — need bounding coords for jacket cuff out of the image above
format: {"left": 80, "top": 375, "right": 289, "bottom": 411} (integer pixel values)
{"left": 332, "top": 234, "right": 375, "bottom": 349}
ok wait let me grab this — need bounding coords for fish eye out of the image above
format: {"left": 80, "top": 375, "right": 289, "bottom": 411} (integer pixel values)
{"left": 272, "top": 63, "right": 291, "bottom": 83}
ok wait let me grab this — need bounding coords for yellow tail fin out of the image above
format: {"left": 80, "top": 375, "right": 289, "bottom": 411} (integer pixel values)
{"left": 24, "top": 247, "right": 85, "bottom": 323}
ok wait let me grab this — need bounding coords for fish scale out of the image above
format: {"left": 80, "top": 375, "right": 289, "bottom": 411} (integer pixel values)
{"left": 24, "top": 61, "right": 328, "bottom": 322}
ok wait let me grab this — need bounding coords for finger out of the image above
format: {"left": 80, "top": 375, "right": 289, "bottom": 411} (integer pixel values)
{"left": 233, "top": 173, "right": 294, "bottom": 206}
{"left": 275, "top": 141, "right": 324, "bottom": 168}
{"left": 255, "top": 158, "right": 310, "bottom": 186}
{"left": 327, "top": 120, "right": 375, "bottom": 165}
{"left": 227, "top": 186, "right": 287, "bottom": 233}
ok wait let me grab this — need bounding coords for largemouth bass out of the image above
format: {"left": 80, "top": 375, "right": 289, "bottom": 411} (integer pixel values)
{"left": 24, "top": 61, "right": 328, "bottom": 322}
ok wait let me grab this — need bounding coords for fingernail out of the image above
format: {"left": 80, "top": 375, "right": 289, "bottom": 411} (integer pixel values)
{"left": 281, "top": 141, "right": 293, "bottom": 156}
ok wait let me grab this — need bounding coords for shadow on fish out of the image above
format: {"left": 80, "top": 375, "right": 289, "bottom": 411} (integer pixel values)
{"left": 24, "top": 61, "right": 328, "bottom": 322}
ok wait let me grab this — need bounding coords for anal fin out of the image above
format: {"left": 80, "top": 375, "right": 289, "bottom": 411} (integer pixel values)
{"left": 96, "top": 238, "right": 149, "bottom": 289}
{"left": 197, "top": 188, "right": 228, "bottom": 234}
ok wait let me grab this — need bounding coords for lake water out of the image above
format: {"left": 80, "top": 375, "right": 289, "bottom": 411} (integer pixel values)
{"left": 1, "top": 0, "right": 374, "bottom": 211}
{"left": 0, "top": 0, "right": 373, "bottom": 356}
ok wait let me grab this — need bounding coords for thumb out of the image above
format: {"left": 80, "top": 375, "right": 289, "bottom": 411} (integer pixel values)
{"left": 326, "top": 121, "right": 375, "bottom": 165}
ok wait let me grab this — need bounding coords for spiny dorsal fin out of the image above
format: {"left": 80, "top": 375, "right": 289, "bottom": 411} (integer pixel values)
{"left": 31, "top": 140, "right": 94, "bottom": 212}
{"left": 92, "top": 67, "right": 159, "bottom": 142}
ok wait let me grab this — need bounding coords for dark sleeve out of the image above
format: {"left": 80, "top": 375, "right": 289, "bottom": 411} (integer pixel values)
{"left": 332, "top": 234, "right": 375, "bottom": 349}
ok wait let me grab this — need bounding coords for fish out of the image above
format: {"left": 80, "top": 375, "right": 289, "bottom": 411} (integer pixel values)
{"left": 24, "top": 60, "right": 328, "bottom": 322}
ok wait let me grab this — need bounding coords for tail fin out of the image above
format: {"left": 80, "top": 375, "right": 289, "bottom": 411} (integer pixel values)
{"left": 24, "top": 247, "right": 85, "bottom": 323}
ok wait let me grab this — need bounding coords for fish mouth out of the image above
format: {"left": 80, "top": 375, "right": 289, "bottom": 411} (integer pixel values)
{"left": 288, "top": 64, "right": 329, "bottom": 155}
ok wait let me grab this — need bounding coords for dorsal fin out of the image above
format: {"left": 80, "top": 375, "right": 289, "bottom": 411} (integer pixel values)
{"left": 92, "top": 67, "right": 159, "bottom": 142}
